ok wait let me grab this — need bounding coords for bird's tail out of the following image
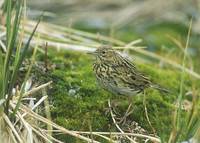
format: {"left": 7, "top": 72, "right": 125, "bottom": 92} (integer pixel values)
{"left": 151, "top": 84, "right": 170, "bottom": 93}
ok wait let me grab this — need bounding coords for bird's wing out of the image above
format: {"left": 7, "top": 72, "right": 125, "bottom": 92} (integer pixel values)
{"left": 111, "top": 55, "right": 151, "bottom": 91}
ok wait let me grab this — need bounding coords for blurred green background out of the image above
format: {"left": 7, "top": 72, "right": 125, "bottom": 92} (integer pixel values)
{"left": 27, "top": 0, "right": 200, "bottom": 72}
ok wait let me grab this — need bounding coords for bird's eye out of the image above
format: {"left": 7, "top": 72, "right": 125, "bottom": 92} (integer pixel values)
{"left": 102, "top": 51, "right": 106, "bottom": 54}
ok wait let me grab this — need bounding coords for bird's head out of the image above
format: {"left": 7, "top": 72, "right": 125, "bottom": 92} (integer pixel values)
{"left": 89, "top": 46, "right": 117, "bottom": 63}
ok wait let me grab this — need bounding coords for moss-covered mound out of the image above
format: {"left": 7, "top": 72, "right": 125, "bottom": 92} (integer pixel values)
{"left": 33, "top": 49, "right": 199, "bottom": 142}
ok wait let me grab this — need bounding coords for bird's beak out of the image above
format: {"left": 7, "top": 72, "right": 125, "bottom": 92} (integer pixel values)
{"left": 87, "top": 51, "right": 97, "bottom": 55}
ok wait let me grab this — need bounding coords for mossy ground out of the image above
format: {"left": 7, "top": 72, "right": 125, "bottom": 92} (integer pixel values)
{"left": 32, "top": 45, "right": 200, "bottom": 142}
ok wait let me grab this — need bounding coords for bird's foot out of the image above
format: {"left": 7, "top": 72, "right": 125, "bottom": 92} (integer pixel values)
{"left": 117, "top": 103, "right": 134, "bottom": 125}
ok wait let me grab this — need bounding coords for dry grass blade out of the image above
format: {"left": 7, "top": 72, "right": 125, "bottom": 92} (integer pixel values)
{"left": 125, "top": 39, "right": 143, "bottom": 47}
{"left": 72, "top": 131, "right": 161, "bottom": 143}
{"left": 3, "top": 113, "right": 23, "bottom": 143}
{"left": 31, "top": 96, "right": 47, "bottom": 110}
{"left": 42, "top": 89, "right": 53, "bottom": 138}
{"left": 30, "top": 125, "right": 52, "bottom": 143}
{"left": 23, "top": 81, "right": 52, "bottom": 97}
{"left": 20, "top": 105, "right": 101, "bottom": 143}
{"left": 40, "top": 22, "right": 125, "bottom": 45}
{"left": 7, "top": 127, "right": 18, "bottom": 143}
{"left": 17, "top": 96, "right": 47, "bottom": 123}
{"left": 90, "top": 133, "right": 117, "bottom": 143}
{"left": 44, "top": 132, "right": 64, "bottom": 143}
{"left": 16, "top": 111, "right": 33, "bottom": 143}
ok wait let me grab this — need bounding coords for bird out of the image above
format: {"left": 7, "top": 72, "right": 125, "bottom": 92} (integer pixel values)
{"left": 90, "top": 46, "right": 168, "bottom": 97}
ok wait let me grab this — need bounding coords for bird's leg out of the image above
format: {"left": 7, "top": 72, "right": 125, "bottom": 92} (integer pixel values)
{"left": 118, "top": 96, "right": 134, "bottom": 125}
{"left": 105, "top": 98, "right": 120, "bottom": 116}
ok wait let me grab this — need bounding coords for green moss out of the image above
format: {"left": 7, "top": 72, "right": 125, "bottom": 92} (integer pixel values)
{"left": 33, "top": 48, "right": 200, "bottom": 142}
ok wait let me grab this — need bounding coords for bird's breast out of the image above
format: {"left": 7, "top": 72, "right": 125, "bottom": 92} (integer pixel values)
{"left": 93, "top": 63, "right": 111, "bottom": 79}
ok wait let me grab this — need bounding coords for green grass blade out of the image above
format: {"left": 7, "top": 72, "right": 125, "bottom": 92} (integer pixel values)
{"left": 3, "top": 0, "right": 22, "bottom": 97}
{"left": 9, "top": 0, "right": 23, "bottom": 51}
{"left": 10, "top": 14, "right": 42, "bottom": 87}
{"left": 6, "top": 0, "right": 23, "bottom": 94}
{"left": 0, "top": 51, "right": 4, "bottom": 99}
{"left": 5, "top": 15, "right": 42, "bottom": 115}
{"left": 3, "top": 0, "right": 12, "bottom": 96}
{"left": 12, "top": 42, "right": 38, "bottom": 116}
{"left": 174, "top": 18, "right": 193, "bottom": 143}
{"left": 5, "top": 0, "right": 11, "bottom": 45}
{"left": 3, "top": 0, "right": 23, "bottom": 114}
